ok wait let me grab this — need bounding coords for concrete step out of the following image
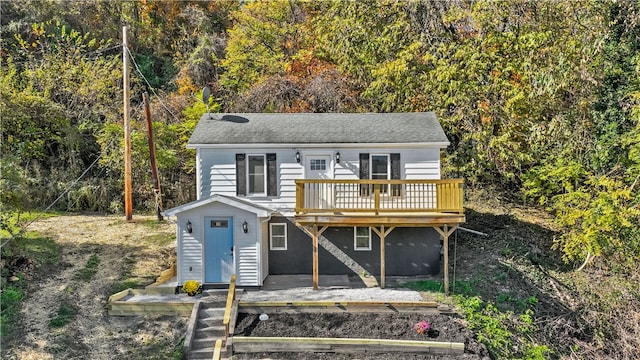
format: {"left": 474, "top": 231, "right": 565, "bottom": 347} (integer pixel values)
{"left": 202, "top": 300, "right": 226, "bottom": 308}
{"left": 191, "top": 336, "right": 219, "bottom": 350}
{"left": 195, "top": 325, "right": 225, "bottom": 338}
{"left": 187, "top": 348, "right": 212, "bottom": 360}
{"left": 188, "top": 347, "right": 228, "bottom": 360}
{"left": 198, "top": 316, "right": 224, "bottom": 328}
{"left": 199, "top": 307, "right": 225, "bottom": 317}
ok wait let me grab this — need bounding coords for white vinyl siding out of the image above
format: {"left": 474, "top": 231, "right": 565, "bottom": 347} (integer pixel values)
{"left": 179, "top": 217, "right": 204, "bottom": 284}
{"left": 236, "top": 245, "right": 259, "bottom": 286}
{"left": 196, "top": 148, "right": 441, "bottom": 215}
{"left": 403, "top": 149, "right": 441, "bottom": 180}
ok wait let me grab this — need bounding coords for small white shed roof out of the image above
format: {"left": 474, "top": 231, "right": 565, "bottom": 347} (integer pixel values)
{"left": 163, "top": 194, "right": 274, "bottom": 218}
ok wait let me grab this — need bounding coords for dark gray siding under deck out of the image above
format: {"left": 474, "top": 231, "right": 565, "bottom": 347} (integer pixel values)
{"left": 268, "top": 217, "right": 441, "bottom": 277}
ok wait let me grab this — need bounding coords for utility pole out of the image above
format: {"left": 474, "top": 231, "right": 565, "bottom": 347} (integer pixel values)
{"left": 143, "top": 92, "right": 163, "bottom": 221}
{"left": 123, "top": 26, "right": 133, "bottom": 221}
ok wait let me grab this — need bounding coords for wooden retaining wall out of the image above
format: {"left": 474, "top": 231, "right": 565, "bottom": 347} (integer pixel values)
{"left": 238, "top": 301, "right": 453, "bottom": 314}
{"left": 108, "top": 289, "right": 194, "bottom": 316}
{"left": 232, "top": 336, "right": 465, "bottom": 355}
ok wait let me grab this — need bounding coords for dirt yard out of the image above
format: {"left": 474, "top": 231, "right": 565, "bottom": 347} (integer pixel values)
{"left": 3, "top": 215, "right": 186, "bottom": 360}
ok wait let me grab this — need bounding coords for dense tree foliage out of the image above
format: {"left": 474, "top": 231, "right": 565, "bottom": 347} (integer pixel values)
{"left": 1, "top": 0, "right": 639, "bottom": 276}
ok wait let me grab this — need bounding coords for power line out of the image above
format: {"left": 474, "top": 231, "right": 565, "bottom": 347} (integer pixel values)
{"left": 125, "top": 45, "right": 182, "bottom": 123}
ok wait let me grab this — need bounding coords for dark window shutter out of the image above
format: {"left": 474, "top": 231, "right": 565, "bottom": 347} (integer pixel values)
{"left": 359, "top": 153, "right": 369, "bottom": 196}
{"left": 236, "top": 154, "right": 246, "bottom": 196}
{"left": 391, "top": 153, "right": 401, "bottom": 196}
{"left": 267, "top": 153, "right": 277, "bottom": 196}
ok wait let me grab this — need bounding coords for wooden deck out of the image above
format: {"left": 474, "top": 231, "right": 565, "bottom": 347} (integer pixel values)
{"left": 295, "top": 179, "right": 464, "bottom": 217}
{"left": 295, "top": 211, "right": 465, "bottom": 227}
{"left": 294, "top": 179, "right": 465, "bottom": 294}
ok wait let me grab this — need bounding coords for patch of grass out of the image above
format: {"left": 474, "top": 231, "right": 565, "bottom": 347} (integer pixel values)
{"left": 74, "top": 254, "right": 100, "bottom": 281}
{"left": 1, "top": 232, "right": 60, "bottom": 266}
{"left": 111, "top": 278, "right": 150, "bottom": 294}
{"left": 138, "top": 218, "right": 167, "bottom": 229}
{"left": 402, "top": 279, "right": 475, "bottom": 296}
{"left": 129, "top": 337, "right": 185, "bottom": 360}
{"left": 21, "top": 233, "right": 61, "bottom": 265}
{"left": 0, "top": 212, "right": 61, "bottom": 241}
{"left": 110, "top": 256, "right": 156, "bottom": 294}
{"left": 1, "top": 228, "right": 60, "bottom": 342}
{"left": 501, "top": 247, "right": 514, "bottom": 257}
{"left": 141, "top": 233, "right": 174, "bottom": 246}
{"left": 402, "top": 279, "right": 444, "bottom": 292}
{"left": 48, "top": 300, "right": 76, "bottom": 328}
{"left": 0, "top": 283, "right": 25, "bottom": 338}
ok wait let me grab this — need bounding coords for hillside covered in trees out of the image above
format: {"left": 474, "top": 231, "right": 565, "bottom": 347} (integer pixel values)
{"left": 1, "top": 1, "right": 639, "bottom": 359}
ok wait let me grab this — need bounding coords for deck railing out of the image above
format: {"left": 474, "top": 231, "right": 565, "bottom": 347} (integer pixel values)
{"left": 295, "top": 179, "right": 464, "bottom": 214}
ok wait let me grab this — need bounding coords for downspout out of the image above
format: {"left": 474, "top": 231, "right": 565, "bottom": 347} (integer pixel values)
{"left": 258, "top": 213, "right": 274, "bottom": 285}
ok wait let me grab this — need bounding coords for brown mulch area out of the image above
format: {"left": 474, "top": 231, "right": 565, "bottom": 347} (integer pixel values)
{"left": 232, "top": 312, "right": 490, "bottom": 360}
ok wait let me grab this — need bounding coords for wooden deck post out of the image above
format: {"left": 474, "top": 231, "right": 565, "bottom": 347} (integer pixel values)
{"left": 381, "top": 226, "right": 385, "bottom": 288}
{"left": 434, "top": 225, "right": 457, "bottom": 296}
{"left": 443, "top": 225, "right": 449, "bottom": 295}
{"left": 372, "top": 226, "right": 395, "bottom": 289}
{"left": 306, "top": 225, "right": 328, "bottom": 290}
{"left": 312, "top": 224, "right": 319, "bottom": 290}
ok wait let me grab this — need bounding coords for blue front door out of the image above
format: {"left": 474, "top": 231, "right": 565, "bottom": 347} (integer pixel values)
{"left": 204, "top": 217, "right": 234, "bottom": 283}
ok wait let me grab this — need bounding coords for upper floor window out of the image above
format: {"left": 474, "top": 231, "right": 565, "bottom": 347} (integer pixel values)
{"left": 359, "top": 153, "right": 401, "bottom": 196}
{"left": 236, "top": 153, "right": 277, "bottom": 197}
{"left": 248, "top": 155, "right": 266, "bottom": 195}
{"left": 370, "top": 154, "right": 390, "bottom": 180}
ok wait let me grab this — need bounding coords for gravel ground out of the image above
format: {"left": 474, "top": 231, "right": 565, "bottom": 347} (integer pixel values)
{"left": 239, "top": 287, "right": 424, "bottom": 302}
{"left": 122, "top": 287, "right": 423, "bottom": 303}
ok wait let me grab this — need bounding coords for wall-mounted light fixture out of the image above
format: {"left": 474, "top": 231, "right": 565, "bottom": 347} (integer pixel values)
{"left": 242, "top": 220, "right": 249, "bottom": 233}
{"left": 186, "top": 220, "right": 193, "bottom": 233}
{"left": 336, "top": 152, "right": 340, "bottom": 163}
{"left": 295, "top": 151, "right": 301, "bottom": 163}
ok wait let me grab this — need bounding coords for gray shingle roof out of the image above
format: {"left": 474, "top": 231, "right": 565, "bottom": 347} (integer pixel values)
{"left": 188, "top": 112, "right": 449, "bottom": 146}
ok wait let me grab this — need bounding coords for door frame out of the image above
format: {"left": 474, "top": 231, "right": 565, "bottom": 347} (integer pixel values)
{"left": 203, "top": 216, "right": 234, "bottom": 283}
{"left": 304, "top": 153, "right": 334, "bottom": 209}
{"left": 303, "top": 153, "right": 334, "bottom": 179}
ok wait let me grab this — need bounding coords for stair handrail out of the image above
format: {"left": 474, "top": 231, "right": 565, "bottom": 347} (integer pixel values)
{"left": 212, "top": 339, "right": 222, "bottom": 360}
{"left": 222, "top": 274, "right": 237, "bottom": 340}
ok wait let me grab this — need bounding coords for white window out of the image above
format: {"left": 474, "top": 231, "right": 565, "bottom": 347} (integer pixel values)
{"left": 354, "top": 226, "right": 371, "bottom": 251}
{"left": 248, "top": 155, "right": 266, "bottom": 195}
{"left": 310, "top": 159, "right": 326, "bottom": 171}
{"left": 270, "top": 223, "right": 287, "bottom": 250}
{"left": 371, "top": 154, "right": 389, "bottom": 193}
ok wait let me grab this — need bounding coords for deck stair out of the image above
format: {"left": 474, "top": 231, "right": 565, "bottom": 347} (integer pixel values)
{"left": 185, "top": 289, "right": 239, "bottom": 360}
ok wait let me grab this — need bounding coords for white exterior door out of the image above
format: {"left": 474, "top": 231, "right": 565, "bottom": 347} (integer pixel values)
{"left": 305, "top": 155, "right": 333, "bottom": 209}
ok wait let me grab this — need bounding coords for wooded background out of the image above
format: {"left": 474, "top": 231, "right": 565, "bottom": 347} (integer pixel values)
{"left": 1, "top": 0, "right": 639, "bottom": 268}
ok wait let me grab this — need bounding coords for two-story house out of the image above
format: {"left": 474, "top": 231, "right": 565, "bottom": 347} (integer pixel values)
{"left": 163, "top": 112, "right": 464, "bottom": 293}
